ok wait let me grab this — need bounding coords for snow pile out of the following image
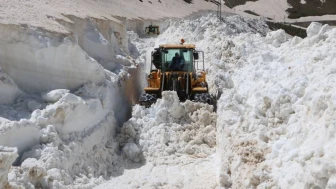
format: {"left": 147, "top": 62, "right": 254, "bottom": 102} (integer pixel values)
{"left": 214, "top": 22, "right": 336, "bottom": 188}
{"left": 118, "top": 91, "right": 216, "bottom": 163}
{"left": 0, "top": 147, "right": 18, "bottom": 188}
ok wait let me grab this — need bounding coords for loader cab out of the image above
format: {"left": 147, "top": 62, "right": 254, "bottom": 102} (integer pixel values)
{"left": 140, "top": 42, "right": 211, "bottom": 106}
{"left": 145, "top": 25, "right": 160, "bottom": 35}
{"left": 151, "top": 44, "right": 203, "bottom": 73}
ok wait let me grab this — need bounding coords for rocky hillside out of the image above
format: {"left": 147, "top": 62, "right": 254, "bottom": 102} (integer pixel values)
{"left": 223, "top": 0, "right": 336, "bottom": 19}
{"left": 287, "top": 0, "right": 336, "bottom": 18}
{"left": 223, "top": 0, "right": 257, "bottom": 7}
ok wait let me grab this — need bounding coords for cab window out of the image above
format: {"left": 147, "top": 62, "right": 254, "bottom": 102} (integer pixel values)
{"left": 162, "top": 49, "right": 193, "bottom": 72}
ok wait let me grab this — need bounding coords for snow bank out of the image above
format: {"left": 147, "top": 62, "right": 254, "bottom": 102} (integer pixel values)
{"left": 214, "top": 21, "right": 336, "bottom": 188}
{"left": 0, "top": 12, "right": 144, "bottom": 188}
{"left": 0, "top": 147, "right": 18, "bottom": 188}
{"left": 59, "top": 16, "right": 131, "bottom": 71}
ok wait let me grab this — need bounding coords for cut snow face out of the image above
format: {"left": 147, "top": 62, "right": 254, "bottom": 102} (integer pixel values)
{"left": 0, "top": 25, "right": 105, "bottom": 93}
{"left": 0, "top": 12, "right": 143, "bottom": 188}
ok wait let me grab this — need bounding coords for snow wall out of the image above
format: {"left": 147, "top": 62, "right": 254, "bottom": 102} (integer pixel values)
{"left": 212, "top": 21, "right": 336, "bottom": 188}
{"left": 0, "top": 15, "right": 150, "bottom": 188}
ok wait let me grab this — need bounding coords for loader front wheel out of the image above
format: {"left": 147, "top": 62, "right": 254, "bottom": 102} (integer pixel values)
{"left": 193, "top": 93, "right": 212, "bottom": 104}
{"left": 139, "top": 93, "right": 157, "bottom": 107}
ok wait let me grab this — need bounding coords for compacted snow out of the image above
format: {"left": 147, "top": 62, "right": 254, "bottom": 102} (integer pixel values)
{"left": 1, "top": 1, "right": 336, "bottom": 189}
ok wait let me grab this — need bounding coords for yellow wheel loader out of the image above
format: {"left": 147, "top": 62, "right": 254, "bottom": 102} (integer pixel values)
{"left": 145, "top": 25, "right": 160, "bottom": 35}
{"left": 139, "top": 40, "right": 213, "bottom": 107}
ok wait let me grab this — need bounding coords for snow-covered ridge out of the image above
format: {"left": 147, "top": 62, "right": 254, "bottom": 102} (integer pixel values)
{"left": 0, "top": 0, "right": 217, "bottom": 33}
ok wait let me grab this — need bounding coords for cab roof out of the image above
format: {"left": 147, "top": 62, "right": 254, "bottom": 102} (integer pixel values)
{"left": 159, "top": 44, "right": 195, "bottom": 49}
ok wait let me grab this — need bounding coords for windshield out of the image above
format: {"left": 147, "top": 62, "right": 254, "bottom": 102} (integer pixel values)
{"left": 162, "top": 48, "right": 193, "bottom": 72}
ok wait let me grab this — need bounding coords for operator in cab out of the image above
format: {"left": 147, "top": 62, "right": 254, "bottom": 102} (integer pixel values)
{"left": 169, "top": 52, "right": 183, "bottom": 70}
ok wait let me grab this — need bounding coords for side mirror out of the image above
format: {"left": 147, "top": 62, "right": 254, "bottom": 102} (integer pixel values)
{"left": 193, "top": 52, "right": 199, "bottom": 60}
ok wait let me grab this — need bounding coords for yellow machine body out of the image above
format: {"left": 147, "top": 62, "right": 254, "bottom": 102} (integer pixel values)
{"left": 139, "top": 42, "right": 212, "bottom": 106}
{"left": 145, "top": 25, "right": 160, "bottom": 35}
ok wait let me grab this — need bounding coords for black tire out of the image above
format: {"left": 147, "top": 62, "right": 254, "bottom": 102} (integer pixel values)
{"left": 139, "top": 93, "right": 157, "bottom": 107}
{"left": 194, "top": 93, "right": 212, "bottom": 104}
